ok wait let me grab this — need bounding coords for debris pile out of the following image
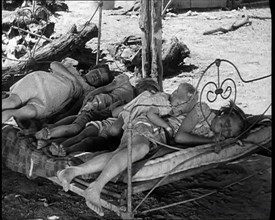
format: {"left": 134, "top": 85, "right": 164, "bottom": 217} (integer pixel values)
{"left": 2, "top": 1, "right": 99, "bottom": 90}
{"left": 107, "top": 36, "right": 190, "bottom": 77}
{"left": 2, "top": 1, "right": 70, "bottom": 67}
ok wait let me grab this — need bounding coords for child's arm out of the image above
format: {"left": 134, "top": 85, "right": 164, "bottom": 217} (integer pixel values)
{"left": 174, "top": 107, "right": 215, "bottom": 145}
{"left": 50, "top": 61, "right": 78, "bottom": 82}
{"left": 108, "top": 115, "right": 124, "bottom": 136}
{"left": 82, "top": 78, "right": 118, "bottom": 108}
{"left": 147, "top": 107, "right": 173, "bottom": 134}
{"left": 111, "top": 103, "right": 125, "bottom": 117}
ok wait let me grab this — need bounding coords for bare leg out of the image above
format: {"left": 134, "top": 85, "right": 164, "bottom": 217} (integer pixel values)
{"left": 36, "top": 115, "right": 78, "bottom": 139}
{"left": 2, "top": 94, "right": 22, "bottom": 110}
{"left": 108, "top": 115, "right": 124, "bottom": 136}
{"left": 84, "top": 135, "right": 150, "bottom": 216}
{"left": 65, "top": 136, "right": 109, "bottom": 154}
{"left": 61, "top": 125, "right": 99, "bottom": 148}
{"left": 48, "top": 107, "right": 107, "bottom": 138}
{"left": 36, "top": 111, "right": 95, "bottom": 139}
{"left": 35, "top": 123, "right": 82, "bottom": 140}
{"left": 2, "top": 104, "right": 38, "bottom": 123}
{"left": 49, "top": 124, "right": 82, "bottom": 138}
{"left": 46, "top": 115, "right": 77, "bottom": 129}
{"left": 57, "top": 151, "right": 114, "bottom": 192}
{"left": 49, "top": 125, "right": 99, "bottom": 156}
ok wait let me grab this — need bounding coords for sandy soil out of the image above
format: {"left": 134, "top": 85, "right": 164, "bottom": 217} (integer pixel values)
{"left": 2, "top": 1, "right": 272, "bottom": 220}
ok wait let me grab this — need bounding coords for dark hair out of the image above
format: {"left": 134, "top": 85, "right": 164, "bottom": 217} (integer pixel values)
{"left": 179, "top": 82, "right": 197, "bottom": 95}
{"left": 89, "top": 64, "right": 114, "bottom": 81}
{"left": 218, "top": 100, "right": 248, "bottom": 134}
{"left": 134, "top": 78, "right": 160, "bottom": 96}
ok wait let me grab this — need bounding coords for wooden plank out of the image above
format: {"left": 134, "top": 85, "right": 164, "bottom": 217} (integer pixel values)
{"left": 139, "top": 0, "right": 151, "bottom": 78}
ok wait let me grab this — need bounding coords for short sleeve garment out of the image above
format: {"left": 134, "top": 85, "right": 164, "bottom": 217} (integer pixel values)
{"left": 120, "top": 91, "right": 172, "bottom": 130}
{"left": 10, "top": 71, "right": 81, "bottom": 118}
{"left": 109, "top": 74, "right": 134, "bottom": 104}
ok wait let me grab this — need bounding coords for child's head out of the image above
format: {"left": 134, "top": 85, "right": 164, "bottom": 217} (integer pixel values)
{"left": 134, "top": 78, "right": 160, "bottom": 96}
{"left": 211, "top": 100, "right": 247, "bottom": 138}
{"left": 170, "top": 82, "right": 198, "bottom": 115}
{"left": 84, "top": 64, "right": 114, "bottom": 87}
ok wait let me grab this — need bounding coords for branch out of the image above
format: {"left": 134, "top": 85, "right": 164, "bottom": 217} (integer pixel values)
{"left": 203, "top": 14, "right": 252, "bottom": 35}
{"left": 11, "top": 26, "right": 52, "bottom": 42}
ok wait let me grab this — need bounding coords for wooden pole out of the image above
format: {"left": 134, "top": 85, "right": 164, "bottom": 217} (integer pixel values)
{"left": 151, "top": 0, "right": 163, "bottom": 91}
{"left": 96, "top": 0, "right": 103, "bottom": 65}
{"left": 32, "top": 0, "right": 36, "bottom": 14}
{"left": 126, "top": 120, "right": 133, "bottom": 217}
{"left": 139, "top": 0, "right": 151, "bottom": 78}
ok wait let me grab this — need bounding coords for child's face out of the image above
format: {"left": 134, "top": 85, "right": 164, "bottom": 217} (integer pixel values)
{"left": 85, "top": 68, "right": 111, "bottom": 87}
{"left": 211, "top": 114, "right": 242, "bottom": 138}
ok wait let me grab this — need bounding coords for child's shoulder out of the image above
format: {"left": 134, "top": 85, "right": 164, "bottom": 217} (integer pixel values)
{"left": 114, "top": 73, "right": 130, "bottom": 83}
{"left": 194, "top": 102, "right": 210, "bottom": 110}
{"left": 193, "top": 102, "right": 215, "bottom": 121}
{"left": 151, "top": 91, "right": 170, "bottom": 100}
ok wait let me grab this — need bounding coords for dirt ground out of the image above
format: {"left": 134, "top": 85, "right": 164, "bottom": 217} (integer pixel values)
{"left": 2, "top": 1, "right": 272, "bottom": 220}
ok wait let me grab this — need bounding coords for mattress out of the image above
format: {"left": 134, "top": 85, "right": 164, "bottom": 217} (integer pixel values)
{"left": 131, "top": 125, "right": 271, "bottom": 182}
{"left": 1, "top": 119, "right": 271, "bottom": 182}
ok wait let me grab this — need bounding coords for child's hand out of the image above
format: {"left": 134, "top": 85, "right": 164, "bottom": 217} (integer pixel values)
{"left": 82, "top": 93, "right": 95, "bottom": 109}
{"left": 164, "top": 126, "right": 173, "bottom": 138}
{"left": 213, "top": 137, "right": 236, "bottom": 154}
{"left": 213, "top": 133, "right": 226, "bottom": 142}
{"left": 109, "top": 100, "right": 124, "bottom": 111}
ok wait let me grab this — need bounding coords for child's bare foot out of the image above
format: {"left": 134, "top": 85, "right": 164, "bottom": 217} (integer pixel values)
{"left": 57, "top": 167, "right": 76, "bottom": 192}
{"left": 35, "top": 127, "right": 51, "bottom": 140}
{"left": 49, "top": 143, "right": 66, "bottom": 157}
{"left": 84, "top": 182, "right": 104, "bottom": 216}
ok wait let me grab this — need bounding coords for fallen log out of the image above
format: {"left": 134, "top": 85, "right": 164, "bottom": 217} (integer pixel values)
{"left": 203, "top": 14, "right": 252, "bottom": 35}
{"left": 2, "top": 22, "right": 98, "bottom": 88}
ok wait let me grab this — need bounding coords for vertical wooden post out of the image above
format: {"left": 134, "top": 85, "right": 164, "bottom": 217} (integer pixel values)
{"left": 140, "top": 0, "right": 163, "bottom": 90}
{"left": 151, "top": 0, "right": 163, "bottom": 91}
{"left": 139, "top": 0, "right": 151, "bottom": 78}
{"left": 32, "top": 0, "right": 36, "bottom": 14}
{"left": 96, "top": 1, "right": 103, "bottom": 65}
{"left": 126, "top": 119, "right": 133, "bottom": 217}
